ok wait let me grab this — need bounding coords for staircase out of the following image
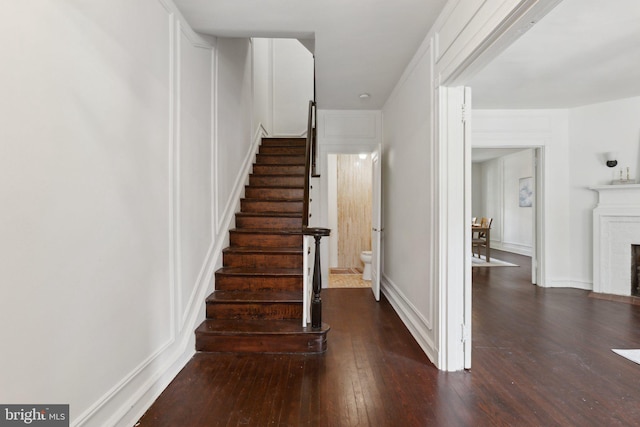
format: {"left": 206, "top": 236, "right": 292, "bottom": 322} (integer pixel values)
{"left": 195, "top": 137, "right": 330, "bottom": 354}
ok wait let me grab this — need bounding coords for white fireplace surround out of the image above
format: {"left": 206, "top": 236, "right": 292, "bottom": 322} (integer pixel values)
{"left": 591, "top": 184, "right": 640, "bottom": 296}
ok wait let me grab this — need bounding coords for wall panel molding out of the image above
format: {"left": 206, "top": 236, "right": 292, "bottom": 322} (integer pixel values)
{"left": 174, "top": 18, "right": 184, "bottom": 339}
{"left": 75, "top": 4, "right": 220, "bottom": 425}
{"left": 176, "top": 23, "right": 216, "bottom": 331}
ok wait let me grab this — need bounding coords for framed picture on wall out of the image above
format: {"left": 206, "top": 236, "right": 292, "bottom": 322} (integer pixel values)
{"left": 519, "top": 177, "right": 533, "bottom": 207}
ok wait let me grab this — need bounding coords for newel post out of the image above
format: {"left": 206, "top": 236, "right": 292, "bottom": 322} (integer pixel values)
{"left": 304, "top": 227, "right": 330, "bottom": 329}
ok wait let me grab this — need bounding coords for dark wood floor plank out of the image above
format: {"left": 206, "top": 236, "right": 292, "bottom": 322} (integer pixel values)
{"left": 138, "top": 250, "right": 640, "bottom": 426}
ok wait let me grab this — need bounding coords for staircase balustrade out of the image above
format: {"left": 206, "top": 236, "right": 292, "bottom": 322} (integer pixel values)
{"left": 302, "top": 100, "right": 330, "bottom": 330}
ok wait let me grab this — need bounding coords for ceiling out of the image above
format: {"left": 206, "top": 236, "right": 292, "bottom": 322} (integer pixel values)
{"left": 173, "top": 0, "right": 640, "bottom": 111}
{"left": 173, "top": 0, "right": 447, "bottom": 110}
{"left": 468, "top": 0, "right": 640, "bottom": 109}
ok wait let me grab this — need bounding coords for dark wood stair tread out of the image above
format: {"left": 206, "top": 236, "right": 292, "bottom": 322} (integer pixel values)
{"left": 223, "top": 246, "right": 302, "bottom": 254}
{"left": 216, "top": 267, "right": 303, "bottom": 277}
{"left": 196, "top": 319, "right": 329, "bottom": 335}
{"left": 229, "top": 228, "right": 302, "bottom": 235}
{"left": 195, "top": 319, "right": 328, "bottom": 353}
{"left": 246, "top": 185, "right": 304, "bottom": 190}
{"left": 260, "top": 138, "right": 306, "bottom": 145}
{"left": 235, "top": 212, "right": 302, "bottom": 218}
{"left": 242, "top": 198, "right": 303, "bottom": 202}
{"left": 207, "top": 290, "right": 302, "bottom": 303}
{"left": 256, "top": 153, "right": 305, "bottom": 161}
{"left": 249, "top": 174, "right": 304, "bottom": 178}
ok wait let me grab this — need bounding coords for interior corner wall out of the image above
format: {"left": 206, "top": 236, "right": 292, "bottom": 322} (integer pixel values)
{"left": 0, "top": 2, "right": 255, "bottom": 426}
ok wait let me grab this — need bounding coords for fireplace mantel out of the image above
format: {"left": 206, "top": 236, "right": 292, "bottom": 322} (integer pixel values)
{"left": 591, "top": 184, "right": 640, "bottom": 296}
{"left": 591, "top": 184, "right": 640, "bottom": 208}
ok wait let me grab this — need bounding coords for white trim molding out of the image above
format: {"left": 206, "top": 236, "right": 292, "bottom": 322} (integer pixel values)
{"left": 382, "top": 274, "right": 437, "bottom": 364}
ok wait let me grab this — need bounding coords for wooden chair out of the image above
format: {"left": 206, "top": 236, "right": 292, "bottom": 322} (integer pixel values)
{"left": 472, "top": 217, "right": 492, "bottom": 258}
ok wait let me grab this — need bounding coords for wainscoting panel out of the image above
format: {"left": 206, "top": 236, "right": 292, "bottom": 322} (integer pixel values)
{"left": 381, "top": 274, "right": 436, "bottom": 364}
{"left": 178, "top": 25, "right": 215, "bottom": 329}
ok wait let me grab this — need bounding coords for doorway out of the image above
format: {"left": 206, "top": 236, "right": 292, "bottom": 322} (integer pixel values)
{"left": 327, "top": 153, "right": 373, "bottom": 289}
{"left": 470, "top": 147, "right": 543, "bottom": 284}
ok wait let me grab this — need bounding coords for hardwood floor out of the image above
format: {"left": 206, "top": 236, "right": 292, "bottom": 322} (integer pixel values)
{"left": 137, "top": 250, "right": 640, "bottom": 426}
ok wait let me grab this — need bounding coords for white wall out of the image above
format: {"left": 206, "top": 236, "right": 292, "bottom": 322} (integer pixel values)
{"left": 568, "top": 96, "right": 640, "bottom": 287}
{"left": 0, "top": 2, "right": 256, "bottom": 425}
{"left": 273, "top": 39, "right": 314, "bottom": 136}
{"left": 502, "top": 150, "right": 534, "bottom": 253}
{"left": 252, "top": 38, "right": 272, "bottom": 135}
{"left": 471, "top": 165, "right": 484, "bottom": 218}
{"left": 381, "top": 40, "right": 437, "bottom": 362}
{"left": 216, "top": 38, "right": 254, "bottom": 232}
{"left": 473, "top": 150, "right": 534, "bottom": 255}
{"left": 478, "top": 157, "right": 504, "bottom": 243}
{"left": 252, "top": 38, "right": 314, "bottom": 137}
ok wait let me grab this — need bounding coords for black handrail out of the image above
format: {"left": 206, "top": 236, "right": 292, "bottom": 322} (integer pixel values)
{"left": 302, "top": 100, "right": 315, "bottom": 229}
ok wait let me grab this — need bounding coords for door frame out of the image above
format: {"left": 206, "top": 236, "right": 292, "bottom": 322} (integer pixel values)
{"left": 371, "top": 145, "right": 382, "bottom": 301}
{"left": 320, "top": 147, "right": 381, "bottom": 291}
{"left": 469, "top": 145, "right": 546, "bottom": 286}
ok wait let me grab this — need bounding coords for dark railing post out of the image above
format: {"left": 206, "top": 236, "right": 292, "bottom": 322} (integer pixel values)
{"left": 311, "top": 235, "right": 323, "bottom": 328}
{"left": 305, "top": 228, "right": 330, "bottom": 329}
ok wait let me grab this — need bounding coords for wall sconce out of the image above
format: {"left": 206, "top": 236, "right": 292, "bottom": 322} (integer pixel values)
{"left": 606, "top": 151, "right": 618, "bottom": 168}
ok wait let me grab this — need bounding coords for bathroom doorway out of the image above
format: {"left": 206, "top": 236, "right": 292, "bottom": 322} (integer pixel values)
{"left": 327, "top": 153, "right": 372, "bottom": 288}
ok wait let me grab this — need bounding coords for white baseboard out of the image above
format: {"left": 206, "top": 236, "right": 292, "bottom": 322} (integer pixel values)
{"left": 381, "top": 274, "right": 438, "bottom": 366}
{"left": 490, "top": 241, "right": 532, "bottom": 257}
{"left": 546, "top": 279, "right": 593, "bottom": 291}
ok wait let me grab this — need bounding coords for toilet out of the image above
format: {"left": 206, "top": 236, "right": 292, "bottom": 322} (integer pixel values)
{"left": 360, "top": 251, "right": 372, "bottom": 281}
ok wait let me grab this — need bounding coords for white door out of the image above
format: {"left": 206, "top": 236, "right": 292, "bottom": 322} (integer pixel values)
{"left": 371, "top": 145, "right": 382, "bottom": 301}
